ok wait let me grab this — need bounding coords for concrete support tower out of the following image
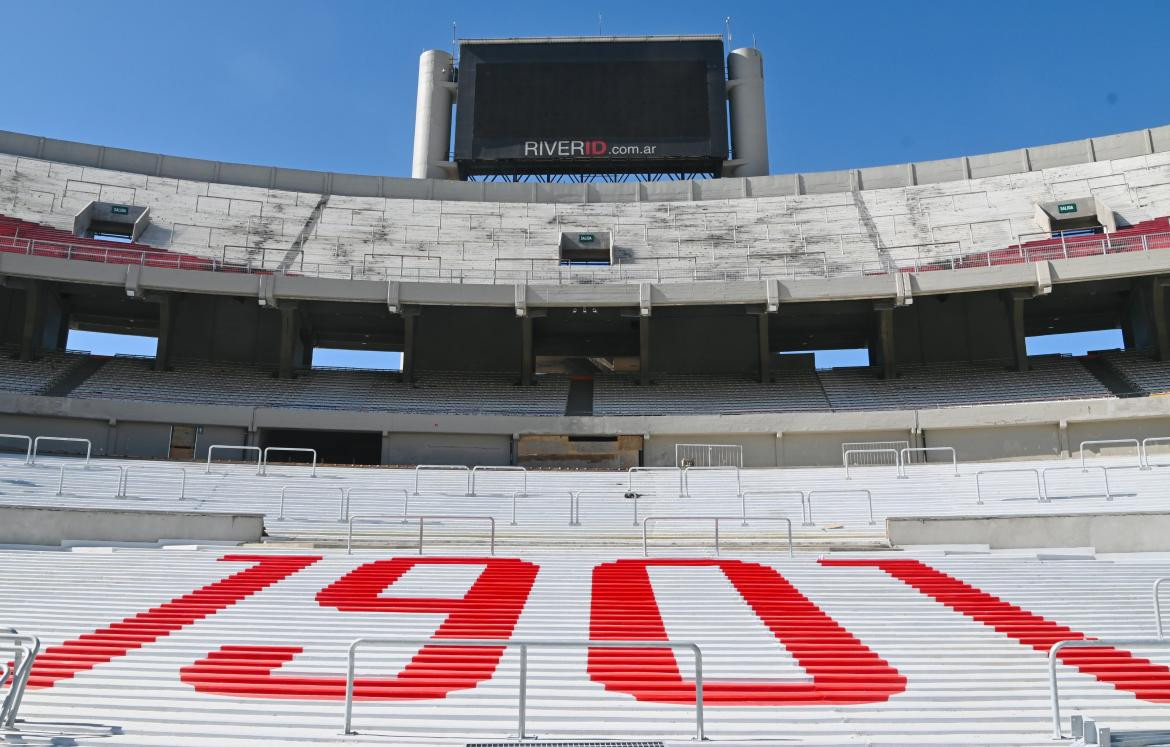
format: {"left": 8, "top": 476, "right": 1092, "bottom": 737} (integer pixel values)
{"left": 726, "top": 47, "right": 769, "bottom": 177}
{"left": 411, "top": 50, "right": 458, "bottom": 180}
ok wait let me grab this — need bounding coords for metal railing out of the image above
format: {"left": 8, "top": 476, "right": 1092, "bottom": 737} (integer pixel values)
{"left": 0, "top": 434, "right": 33, "bottom": 464}
{"left": 807, "top": 489, "right": 875, "bottom": 525}
{"left": 339, "top": 488, "right": 408, "bottom": 522}
{"left": 276, "top": 485, "right": 347, "bottom": 521}
{"left": 680, "top": 465, "right": 742, "bottom": 498}
{"left": 0, "top": 629, "right": 40, "bottom": 729}
{"left": 1156, "top": 577, "right": 1169, "bottom": 640}
{"left": 898, "top": 447, "right": 958, "bottom": 478}
{"left": 205, "top": 444, "right": 262, "bottom": 474}
{"left": 412, "top": 464, "right": 471, "bottom": 495}
{"left": 261, "top": 447, "right": 318, "bottom": 477}
{"left": 346, "top": 514, "right": 495, "bottom": 555}
{"left": 1141, "top": 436, "right": 1170, "bottom": 468}
{"left": 844, "top": 449, "right": 901, "bottom": 479}
{"left": 469, "top": 465, "right": 526, "bottom": 496}
{"left": 30, "top": 436, "right": 91, "bottom": 466}
{"left": 642, "top": 515, "right": 793, "bottom": 557}
{"left": 343, "top": 637, "right": 704, "bottom": 740}
{"left": 975, "top": 468, "right": 1044, "bottom": 504}
{"left": 1049, "top": 638, "right": 1170, "bottom": 739}
{"left": 841, "top": 441, "right": 909, "bottom": 467}
{"left": 1079, "top": 439, "right": 1143, "bottom": 471}
{"left": 1041, "top": 465, "right": 1113, "bottom": 501}
{"left": 118, "top": 465, "right": 190, "bottom": 499}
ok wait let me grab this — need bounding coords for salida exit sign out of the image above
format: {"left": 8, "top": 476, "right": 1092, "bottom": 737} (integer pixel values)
{"left": 1057, "top": 202, "right": 1078, "bottom": 214}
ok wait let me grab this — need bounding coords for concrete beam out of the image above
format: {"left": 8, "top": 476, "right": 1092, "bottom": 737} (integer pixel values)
{"left": 0, "top": 504, "right": 264, "bottom": 545}
{"left": 520, "top": 315, "right": 534, "bottom": 386}
{"left": 639, "top": 316, "right": 651, "bottom": 386}
{"left": 1004, "top": 290, "right": 1029, "bottom": 372}
{"left": 401, "top": 306, "right": 420, "bottom": 385}
{"left": 155, "top": 293, "right": 177, "bottom": 372}
{"left": 757, "top": 312, "right": 771, "bottom": 383}
{"left": 874, "top": 302, "right": 896, "bottom": 380}
{"left": 19, "top": 279, "right": 42, "bottom": 361}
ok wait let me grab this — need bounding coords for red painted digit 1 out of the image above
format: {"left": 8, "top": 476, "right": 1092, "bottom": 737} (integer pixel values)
{"left": 181, "top": 557, "right": 539, "bottom": 699}
{"left": 822, "top": 559, "right": 1170, "bottom": 703}
{"left": 589, "top": 559, "right": 906, "bottom": 704}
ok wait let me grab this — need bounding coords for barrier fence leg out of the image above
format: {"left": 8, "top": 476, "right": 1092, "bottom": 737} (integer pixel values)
{"left": 517, "top": 643, "right": 528, "bottom": 740}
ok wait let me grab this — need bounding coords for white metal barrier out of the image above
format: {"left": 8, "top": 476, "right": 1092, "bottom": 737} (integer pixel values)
{"left": 343, "top": 637, "right": 704, "bottom": 740}
{"left": 1156, "top": 577, "right": 1169, "bottom": 640}
{"left": 897, "top": 446, "right": 958, "bottom": 478}
{"left": 0, "top": 630, "right": 40, "bottom": 729}
{"left": 0, "top": 434, "right": 33, "bottom": 464}
{"left": 681, "top": 465, "right": 742, "bottom": 498}
{"left": 412, "top": 464, "right": 472, "bottom": 495}
{"left": 844, "top": 449, "right": 900, "bottom": 479}
{"left": 261, "top": 447, "right": 318, "bottom": 477}
{"left": 30, "top": 436, "right": 91, "bottom": 466}
{"left": 470, "top": 465, "right": 527, "bottom": 496}
{"left": 807, "top": 489, "right": 875, "bottom": 525}
{"left": 277, "top": 485, "right": 347, "bottom": 521}
{"left": 53, "top": 463, "right": 122, "bottom": 498}
{"left": 118, "top": 466, "right": 190, "bottom": 499}
{"left": 1042, "top": 465, "right": 1113, "bottom": 501}
{"left": 974, "top": 468, "right": 1044, "bottom": 504}
{"left": 346, "top": 514, "right": 495, "bottom": 555}
{"left": 675, "top": 443, "right": 743, "bottom": 468}
{"left": 338, "top": 488, "right": 408, "bottom": 523}
{"left": 1141, "top": 436, "right": 1170, "bottom": 468}
{"left": 642, "top": 515, "right": 793, "bottom": 557}
{"left": 1079, "top": 438, "right": 1143, "bottom": 470}
{"left": 627, "top": 466, "right": 684, "bottom": 497}
{"left": 739, "top": 490, "right": 807, "bottom": 527}
{"left": 1049, "top": 638, "right": 1170, "bottom": 738}
{"left": 841, "top": 440, "right": 908, "bottom": 467}
{"left": 205, "top": 444, "right": 262, "bottom": 474}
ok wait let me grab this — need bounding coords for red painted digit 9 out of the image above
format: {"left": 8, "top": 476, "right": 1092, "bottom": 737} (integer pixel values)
{"left": 181, "top": 557, "right": 539, "bottom": 699}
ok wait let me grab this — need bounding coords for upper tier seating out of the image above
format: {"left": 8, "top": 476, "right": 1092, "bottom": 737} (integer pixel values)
{"left": 817, "top": 356, "right": 1111, "bottom": 410}
{"left": 29, "top": 353, "right": 1113, "bottom": 415}
{"left": 0, "top": 345, "right": 85, "bottom": 395}
{"left": 4, "top": 146, "right": 1169, "bottom": 285}
{"left": 593, "top": 371, "right": 830, "bottom": 415}
{"left": 68, "top": 357, "right": 570, "bottom": 415}
{"left": 1100, "top": 349, "right": 1170, "bottom": 395}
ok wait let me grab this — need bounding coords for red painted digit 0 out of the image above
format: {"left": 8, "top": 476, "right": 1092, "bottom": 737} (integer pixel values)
{"left": 589, "top": 559, "right": 906, "bottom": 704}
{"left": 181, "top": 557, "right": 539, "bottom": 699}
{"left": 821, "top": 559, "right": 1170, "bottom": 702}
{"left": 28, "top": 554, "right": 321, "bottom": 689}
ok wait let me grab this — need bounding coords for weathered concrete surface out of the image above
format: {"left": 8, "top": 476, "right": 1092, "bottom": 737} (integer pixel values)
{"left": 0, "top": 504, "right": 264, "bottom": 545}
{"left": 887, "top": 511, "right": 1170, "bottom": 552}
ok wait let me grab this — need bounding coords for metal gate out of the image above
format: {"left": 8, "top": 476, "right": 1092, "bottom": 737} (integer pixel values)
{"left": 675, "top": 443, "right": 743, "bottom": 468}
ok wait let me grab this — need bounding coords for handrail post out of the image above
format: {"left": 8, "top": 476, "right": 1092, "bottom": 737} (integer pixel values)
{"left": 693, "top": 643, "right": 705, "bottom": 741}
{"left": 418, "top": 516, "right": 425, "bottom": 554}
{"left": 1049, "top": 642, "right": 1065, "bottom": 740}
{"left": 517, "top": 642, "right": 528, "bottom": 740}
{"left": 1157, "top": 577, "right": 1168, "bottom": 640}
{"left": 344, "top": 641, "right": 357, "bottom": 734}
{"left": 714, "top": 517, "right": 720, "bottom": 556}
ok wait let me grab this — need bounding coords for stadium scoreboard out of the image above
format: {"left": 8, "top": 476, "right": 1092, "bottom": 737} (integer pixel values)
{"left": 453, "top": 37, "right": 728, "bottom": 178}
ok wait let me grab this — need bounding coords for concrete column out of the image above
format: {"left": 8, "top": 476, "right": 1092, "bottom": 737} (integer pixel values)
{"left": 401, "top": 307, "right": 419, "bottom": 385}
{"left": 726, "top": 48, "right": 770, "bottom": 177}
{"left": 639, "top": 316, "right": 651, "bottom": 386}
{"left": 1153, "top": 278, "right": 1170, "bottom": 362}
{"left": 520, "top": 315, "right": 534, "bottom": 386}
{"left": 19, "top": 280, "right": 42, "bottom": 361}
{"left": 874, "top": 303, "right": 896, "bottom": 380}
{"left": 278, "top": 304, "right": 299, "bottom": 379}
{"left": 411, "top": 50, "right": 456, "bottom": 180}
{"left": 1005, "top": 290, "right": 1030, "bottom": 372}
{"left": 757, "top": 312, "right": 771, "bottom": 383}
{"left": 155, "top": 294, "right": 177, "bottom": 372}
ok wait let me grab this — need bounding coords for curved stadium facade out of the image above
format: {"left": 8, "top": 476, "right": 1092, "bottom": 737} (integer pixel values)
{"left": 1, "top": 121, "right": 1170, "bottom": 746}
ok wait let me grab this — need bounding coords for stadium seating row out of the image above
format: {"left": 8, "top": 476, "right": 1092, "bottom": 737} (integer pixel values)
{"left": 0, "top": 352, "right": 1135, "bottom": 414}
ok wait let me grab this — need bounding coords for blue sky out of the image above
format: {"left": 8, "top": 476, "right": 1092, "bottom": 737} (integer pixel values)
{"left": 4, "top": 0, "right": 1167, "bottom": 368}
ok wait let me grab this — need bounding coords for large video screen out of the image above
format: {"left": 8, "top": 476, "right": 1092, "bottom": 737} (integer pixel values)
{"left": 454, "top": 39, "right": 727, "bottom": 175}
